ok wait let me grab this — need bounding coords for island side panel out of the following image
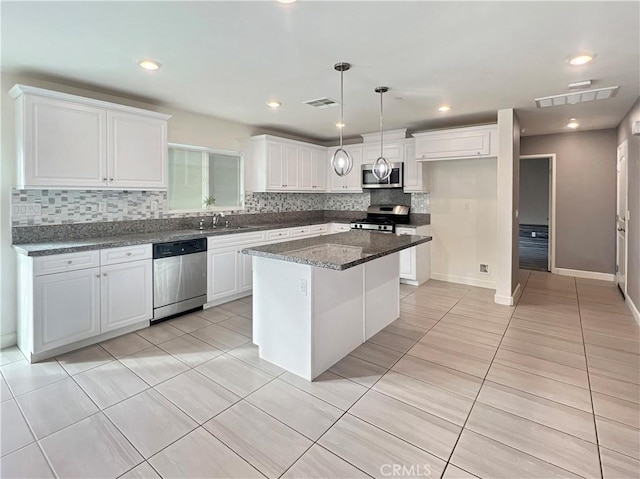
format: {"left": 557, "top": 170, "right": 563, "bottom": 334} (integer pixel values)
{"left": 252, "top": 257, "right": 312, "bottom": 379}
{"left": 364, "top": 252, "right": 401, "bottom": 340}
{"left": 311, "top": 265, "right": 365, "bottom": 379}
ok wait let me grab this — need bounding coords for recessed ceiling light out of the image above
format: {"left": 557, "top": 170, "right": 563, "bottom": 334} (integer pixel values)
{"left": 277, "top": 0, "right": 297, "bottom": 3}
{"left": 138, "top": 59, "right": 161, "bottom": 71}
{"left": 568, "top": 53, "right": 594, "bottom": 66}
{"left": 266, "top": 101, "right": 282, "bottom": 109}
{"left": 438, "top": 105, "right": 451, "bottom": 112}
{"left": 336, "top": 122, "right": 346, "bottom": 128}
{"left": 567, "top": 118, "right": 579, "bottom": 129}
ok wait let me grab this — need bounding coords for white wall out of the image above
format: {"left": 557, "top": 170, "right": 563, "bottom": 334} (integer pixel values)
{"left": 429, "top": 158, "right": 497, "bottom": 289}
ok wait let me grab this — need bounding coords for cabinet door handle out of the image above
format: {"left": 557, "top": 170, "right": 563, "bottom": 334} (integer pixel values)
{"left": 126, "top": 252, "right": 132, "bottom": 256}
{"left": 109, "top": 178, "right": 114, "bottom": 181}
{"left": 103, "top": 273, "right": 107, "bottom": 277}
{"left": 67, "top": 260, "right": 73, "bottom": 265}
{"left": 95, "top": 274, "right": 100, "bottom": 278}
{"left": 102, "top": 178, "right": 107, "bottom": 182}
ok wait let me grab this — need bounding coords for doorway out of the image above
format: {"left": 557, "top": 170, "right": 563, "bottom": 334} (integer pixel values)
{"left": 519, "top": 155, "right": 556, "bottom": 272}
{"left": 616, "top": 141, "right": 628, "bottom": 296}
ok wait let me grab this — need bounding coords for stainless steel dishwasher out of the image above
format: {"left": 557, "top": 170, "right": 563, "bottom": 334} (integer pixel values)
{"left": 152, "top": 238, "right": 207, "bottom": 323}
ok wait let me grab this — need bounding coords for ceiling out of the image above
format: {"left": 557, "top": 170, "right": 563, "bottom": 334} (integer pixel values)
{"left": 2, "top": 1, "right": 639, "bottom": 142}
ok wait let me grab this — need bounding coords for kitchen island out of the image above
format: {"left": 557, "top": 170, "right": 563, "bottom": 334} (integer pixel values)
{"left": 242, "top": 230, "right": 432, "bottom": 380}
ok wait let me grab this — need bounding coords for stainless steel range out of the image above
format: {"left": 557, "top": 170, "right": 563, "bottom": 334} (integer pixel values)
{"left": 350, "top": 205, "right": 410, "bottom": 233}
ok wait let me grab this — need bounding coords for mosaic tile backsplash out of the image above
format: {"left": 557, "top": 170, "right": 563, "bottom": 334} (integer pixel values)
{"left": 12, "top": 189, "right": 429, "bottom": 226}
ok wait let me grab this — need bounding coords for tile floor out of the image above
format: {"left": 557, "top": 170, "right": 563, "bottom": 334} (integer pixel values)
{"left": 1, "top": 272, "right": 639, "bottom": 478}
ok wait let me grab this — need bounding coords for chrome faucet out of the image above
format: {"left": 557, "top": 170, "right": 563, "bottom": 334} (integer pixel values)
{"left": 212, "top": 212, "right": 225, "bottom": 228}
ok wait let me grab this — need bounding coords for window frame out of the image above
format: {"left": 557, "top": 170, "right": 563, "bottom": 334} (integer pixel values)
{"left": 167, "top": 142, "right": 244, "bottom": 213}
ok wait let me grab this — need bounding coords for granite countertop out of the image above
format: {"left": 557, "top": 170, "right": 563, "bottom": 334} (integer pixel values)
{"left": 242, "top": 230, "right": 432, "bottom": 271}
{"left": 13, "top": 218, "right": 348, "bottom": 257}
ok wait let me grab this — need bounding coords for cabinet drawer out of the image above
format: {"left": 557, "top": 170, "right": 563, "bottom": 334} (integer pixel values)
{"left": 396, "top": 227, "right": 417, "bottom": 236}
{"left": 331, "top": 223, "right": 351, "bottom": 233}
{"left": 310, "top": 224, "right": 329, "bottom": 235}
{"left": 265, "top": 229, "right": 291, "bottom": 241}
{"left": 100, "top": 244, "right": 151, "bottom": 265}
{"left": 290, "top": 226, "right": 312, "bottom": 237}
{"left": 208, "top": 231, "right": 265, "bottom": 248}
{"left": 34, "top": 250, "right": 100, "bottom": 276}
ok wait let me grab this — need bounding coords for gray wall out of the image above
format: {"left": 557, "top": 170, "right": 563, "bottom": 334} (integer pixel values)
{"left": 520, "top": 158, "right": 550, "bottom": 225}
{"left": 521, "top": 129, "right": 617, "bottom": 274}
{"left": 617, "top": 98, "right": 640, "bottom": 313}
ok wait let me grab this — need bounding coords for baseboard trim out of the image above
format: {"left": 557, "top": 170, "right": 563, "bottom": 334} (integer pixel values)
{"left": 430, "top": 272, "right": 496, "bottom": 290}
{"left": 0, "top": 333, "right": 17, "bottom": 349}
{"left": 627, "top": 296, "right": 640, "bottom": 326}
{"left": 555, "top": 268, "right": 615, "bottom": 282}
{"left": 494, "top": 282, "right": 522, "bottom": 306}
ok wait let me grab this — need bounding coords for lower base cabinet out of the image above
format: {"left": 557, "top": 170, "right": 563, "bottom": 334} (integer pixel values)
{"left": 206, "top": 224, "right": 336, "bottom": 306}
{"left": 100, "top": 260, "right": 153, "bottom": 332}
{"left": 18, "top": 245, "right": 152, "bottom": 362}
{"left": 34, "top": 267, "right": 101, "bottom": 352}
{"left": 397, "top": 225, "right": 431, "bottom": 286}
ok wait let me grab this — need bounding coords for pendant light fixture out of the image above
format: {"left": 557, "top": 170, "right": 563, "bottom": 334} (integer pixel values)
{"left": 331, "top": 62, "right": 353, "bottom": 177}
{"left": 372, "top": 86, "right": 391, "bottom": 180}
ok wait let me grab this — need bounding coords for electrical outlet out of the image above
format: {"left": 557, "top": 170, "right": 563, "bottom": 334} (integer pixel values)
{"left": 150, "top": 200, "right": 159, "bottom": 211}
{"left": 12, "top": 203, "right": 41, "bottom": 217}
{"left": 480, "top": 264, "right": 490, "bottom": 274}
{"left": 98, "top": 202, "right": 107, "bottom": 213}
{"left": 299, "top": 279, "right": 307, "bottom": 296}
{"left": 531, "top": 231, "right": 536, "bottom": 238}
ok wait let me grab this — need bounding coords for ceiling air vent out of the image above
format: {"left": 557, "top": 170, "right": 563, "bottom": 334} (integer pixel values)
{"left": 303, "top": 97, "right": 339, "bottom": 109}
{"left": 535, "top": 86, "right": 619, "bottom": 108}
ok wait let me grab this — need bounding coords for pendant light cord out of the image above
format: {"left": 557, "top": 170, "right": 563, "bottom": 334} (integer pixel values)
{"left": 379, "top": 88, "right": 384, "bottom": 157}
{"left": 339, "top": 69, "right": 344, "bottom": 149}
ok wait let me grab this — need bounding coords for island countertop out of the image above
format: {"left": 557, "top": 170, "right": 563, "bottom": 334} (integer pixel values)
{"left": 242, "top": 230, "right": 432, "bottom": 271}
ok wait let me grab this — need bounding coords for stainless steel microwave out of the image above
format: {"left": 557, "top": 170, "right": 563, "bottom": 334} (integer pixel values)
{"left": 361, "top": 162, "right": 404, "bottom": 188}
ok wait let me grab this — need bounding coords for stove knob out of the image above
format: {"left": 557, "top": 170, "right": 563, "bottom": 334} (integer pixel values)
{"left": 378, "top": 225, "right": 382, "bottom": 230}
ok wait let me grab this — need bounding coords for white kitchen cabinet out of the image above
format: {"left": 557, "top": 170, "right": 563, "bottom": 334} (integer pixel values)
{"left": 207, "top": 246, "right": 239, "bottom": 301}
{"left": 251, "top": 135, "right": 325, "bottom": 192}
{"left": 33, "top": 267, "right": 101, "bottom": 353}
{"left": 413, "top": 124, "right": 497, "bottom": 161}
{"left": 396, "top": 225, "right": 431, "bottom": 286}
{"left": 9, "top": 84, "right": 170, "bottom": 190}
{"left": 17, "top": 246, "right": 153, "bottom": 362}
{"left": 299, "top": 147, "right": 326, "bottom": 191}
{"left": 327, "top": 145, "right": 363, "bottom": 192}
{"left": 205, "top": 225, "right": 332, "bottom": 306}
{"left": 207, "top": 231, "right": 265, "bottom": 304}
{"left": 100, "top": 260, "right": 153, "bottom": 333}
{"left": 107, "top": 111, "right": 168, "bottom": 189}
{"left": 330, "top": 223, "right": 352, "bottom": 233}
{"left": 403, "top": 141, "right": 429, "bottom": 193}
{"left": 363, "top": 144, "right": 402, "bottom": 163}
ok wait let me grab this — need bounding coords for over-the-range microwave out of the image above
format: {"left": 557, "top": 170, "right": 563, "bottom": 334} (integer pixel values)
{"left": 361, "top": 162, "right": 404, "bottom": 188}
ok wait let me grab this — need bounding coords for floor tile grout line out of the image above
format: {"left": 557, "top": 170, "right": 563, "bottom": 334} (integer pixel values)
{"left": 576, "top": 276, "right": 605, "bottom": 479}
{"left": 489, "top": 354, "right": 591, "bottom": 389}
{"left": 279, "top": 285, "right": 473, "bottom": 478}
{"left": 440, "top": 285, "right": 518, "bottom": 473}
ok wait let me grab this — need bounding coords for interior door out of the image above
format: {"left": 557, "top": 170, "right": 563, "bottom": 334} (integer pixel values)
{"left": 616, "top": 141, "right": 628, "bottom": 296}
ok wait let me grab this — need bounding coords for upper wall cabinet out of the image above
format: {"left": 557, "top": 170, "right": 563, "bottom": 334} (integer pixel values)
{"left": 250, "top": 135, "right": 326, "bottom": 192}
{"left": 360, "top": 129, "right": 428, "bottom": 193}
{"left": 413, "top": 124, "right": 498, "bottom": 161}
{"left": 10, "top": 84, "right": 171, "bottom": 190}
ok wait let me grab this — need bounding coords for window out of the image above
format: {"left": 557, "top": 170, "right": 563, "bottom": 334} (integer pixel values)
{"left": 168, "top": 144, "right": 243, "bottom": 211}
